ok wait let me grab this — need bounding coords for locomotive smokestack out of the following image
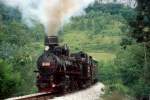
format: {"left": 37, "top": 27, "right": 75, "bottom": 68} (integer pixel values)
{"left": 45, "top": 36, "right": 58, "bottom": 46}
{"left": 45, "top": 36, "right": 58, "bottom": 51}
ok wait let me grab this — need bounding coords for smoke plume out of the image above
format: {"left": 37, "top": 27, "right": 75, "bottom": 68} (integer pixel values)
{"left": 0, "top": 0, "right": 95, "bottom": 36}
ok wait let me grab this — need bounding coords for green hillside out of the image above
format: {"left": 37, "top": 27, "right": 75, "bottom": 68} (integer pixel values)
{"left": 60, "top": 3, "right": 134, "bottom": 63}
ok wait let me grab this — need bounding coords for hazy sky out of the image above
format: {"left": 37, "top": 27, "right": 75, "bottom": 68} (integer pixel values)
{"left": 96, "top": 0, "right": 137, "bottom": 8}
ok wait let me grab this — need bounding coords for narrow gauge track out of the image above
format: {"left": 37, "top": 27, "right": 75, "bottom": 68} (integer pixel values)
{"left": 6, "top": 92, "right": 58, "bottom": 100}
{"left": 5, "top": 83, "right": 99, "bottom": 100}
{"left": 5, "top": 86, "right": 94, "bottom": 100}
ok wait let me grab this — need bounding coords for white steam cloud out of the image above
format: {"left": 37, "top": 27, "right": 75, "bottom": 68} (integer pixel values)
{"left": 0, "top": 0, "right": 95, "bottom": 36}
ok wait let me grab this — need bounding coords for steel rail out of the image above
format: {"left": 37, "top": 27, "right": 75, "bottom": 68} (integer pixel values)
{"left": 6, "top": 92, "right": 54, "bottom": 100}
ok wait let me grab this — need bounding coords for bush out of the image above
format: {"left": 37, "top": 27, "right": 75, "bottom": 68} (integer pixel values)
{"left": 0, "top": 59, "right": 21, "bottom": 99}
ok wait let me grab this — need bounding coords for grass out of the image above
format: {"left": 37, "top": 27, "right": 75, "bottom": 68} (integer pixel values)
{"left": 61, "top": 30, "right": 120, "bottom": 63}
{"left": 88, "top": 52, "right": 116, "bottom": 63}
{"left": 92, "top": 35, "right": 121, "bottom": 45}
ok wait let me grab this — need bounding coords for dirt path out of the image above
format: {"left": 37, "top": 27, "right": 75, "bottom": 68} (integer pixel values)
{"left": 51, "top": 82, "right": 105, "bottom": 100}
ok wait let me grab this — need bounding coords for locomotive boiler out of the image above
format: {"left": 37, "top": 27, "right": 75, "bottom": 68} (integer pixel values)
{"left": 36, "top": 36, "right": 98, "bottom": 93}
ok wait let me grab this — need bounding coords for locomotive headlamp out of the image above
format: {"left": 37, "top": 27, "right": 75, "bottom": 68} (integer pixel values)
{"left": 45, "top": 46, "right": 49, "bottom": 51}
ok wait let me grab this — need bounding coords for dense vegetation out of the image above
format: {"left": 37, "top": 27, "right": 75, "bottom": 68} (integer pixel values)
{"left": 0, "top": 3, "right": 45, "bottom": 98}
{"left": 0, "top": 1, "right": 149, "bottom": 100}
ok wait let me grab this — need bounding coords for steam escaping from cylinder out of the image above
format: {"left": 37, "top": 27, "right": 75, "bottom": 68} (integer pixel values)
{"left": 0, "top": 0, "right": 95, "bottom": 36}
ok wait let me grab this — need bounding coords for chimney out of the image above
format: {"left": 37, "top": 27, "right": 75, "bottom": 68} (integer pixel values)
{"left": 45, "top": 36, "right": 58, "bottom": 48}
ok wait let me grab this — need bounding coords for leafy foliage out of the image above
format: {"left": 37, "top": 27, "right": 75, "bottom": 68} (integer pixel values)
{"left": 0, "top": 59, "right": 21, "bottom": 99}
{"left": 115, "top": 44, "right": 150, "bottom": 97}
{"left": 0, "top": 3, "right": 44, "bottom": 98}
{"left": 130, "top": 0, "right": 150, "bottom": 43}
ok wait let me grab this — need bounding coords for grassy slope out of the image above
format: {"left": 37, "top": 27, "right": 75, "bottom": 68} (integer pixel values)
{"left": 61, "top": 28, "right": 122, "bottom": 63}
{"left": 59, "top": 4, "right": 131, "bottom": 63}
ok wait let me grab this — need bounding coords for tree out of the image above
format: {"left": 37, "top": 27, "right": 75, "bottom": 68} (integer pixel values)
{"left": 128, "top": 0, "right": 150, "bottom": 99}
{"left": 0, "top": 4, "right": 44, "bottom": 97}
{"left": 0, "top": 59, "right": 21, "bottom": 99}
{"left": 115, "top": 44, "right": 150, "bottom": 99}
{"left": 130, "top": 0, "right": 150, "bottom": 44}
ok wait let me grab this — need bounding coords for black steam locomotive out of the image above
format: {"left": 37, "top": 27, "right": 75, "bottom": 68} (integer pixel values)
{"left": 36, "top": 36, "right": 98, "bottom": 93}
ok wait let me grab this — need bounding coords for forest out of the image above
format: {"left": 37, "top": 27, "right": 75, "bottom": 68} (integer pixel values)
{"left": 0, "top": 0, "right": 150, "bottom": 100}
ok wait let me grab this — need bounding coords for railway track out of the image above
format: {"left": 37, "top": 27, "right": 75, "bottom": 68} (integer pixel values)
{"left": 6, "top": 92, "right": 56, "bottom": 100}
{"left": 5, "top": 82, "right": 104, "bottom": 100}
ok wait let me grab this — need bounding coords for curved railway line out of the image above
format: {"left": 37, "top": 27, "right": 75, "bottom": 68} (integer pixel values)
{"left": 6, "top": 92, "right": 57, "bottom": 100}
{"left": 6, "top": 82, "right": 105, "bottom": 100}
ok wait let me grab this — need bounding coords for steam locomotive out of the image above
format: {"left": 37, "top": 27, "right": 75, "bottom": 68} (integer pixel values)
{"left": 36, "top": 36, "right": 98, "bottom": 93}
